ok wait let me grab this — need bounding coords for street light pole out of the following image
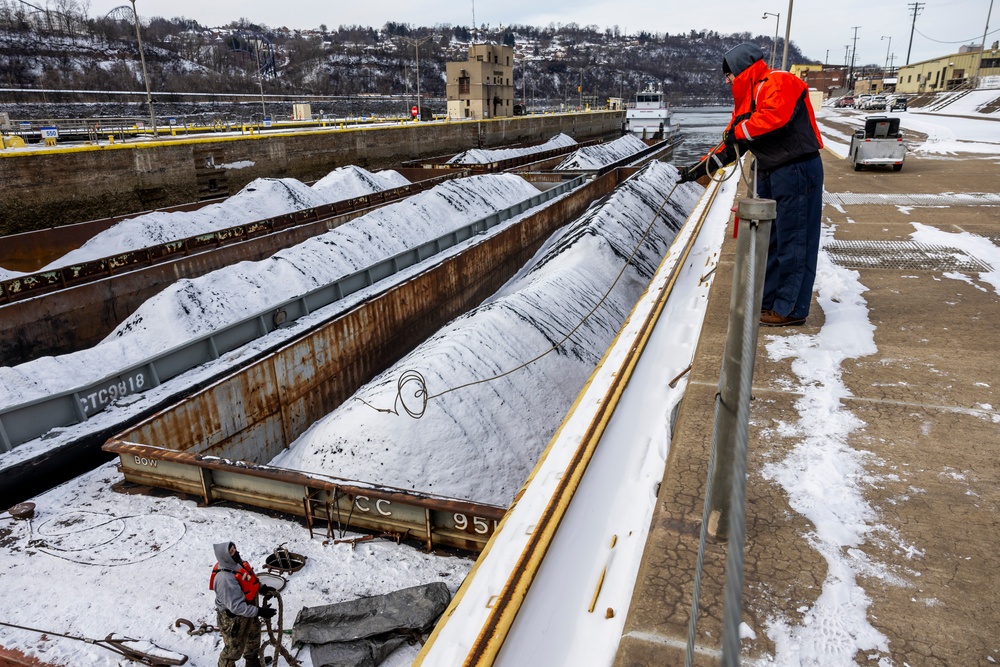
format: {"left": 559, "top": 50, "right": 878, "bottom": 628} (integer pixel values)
{"left": 127, "top": 0, "right": 156, "bottom": 137}
{"left": 849, "top": 26, "right": 861, "bottom": 92}
{"left": 881, "top": 35, "right": 892, "bottom": 76}
{"left": 762, "top": 12, "right": 780, "bottom": 68}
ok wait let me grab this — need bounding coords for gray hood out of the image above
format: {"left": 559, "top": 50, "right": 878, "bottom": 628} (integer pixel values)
{"left": 214, "top": 541, "right": 239, "bottom": 569}
{"left": 723, "top": 43, "right": 765, "bottom": 77}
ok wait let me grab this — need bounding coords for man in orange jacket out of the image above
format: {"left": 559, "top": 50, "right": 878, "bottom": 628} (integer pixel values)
{"left": 680, "top": 42, "right": 824, "bottom": 327}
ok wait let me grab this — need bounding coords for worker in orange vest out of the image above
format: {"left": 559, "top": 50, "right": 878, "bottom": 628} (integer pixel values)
{"left": 210, "top": 542, "right": 276, "bottom": 667}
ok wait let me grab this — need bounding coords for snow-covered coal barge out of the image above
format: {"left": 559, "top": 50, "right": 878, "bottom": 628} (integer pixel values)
{"left": 1, "top": 134, "right": 680, "bottom": 525}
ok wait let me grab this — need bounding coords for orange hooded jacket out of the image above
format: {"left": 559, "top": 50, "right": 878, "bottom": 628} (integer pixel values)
{"left": 708, "top": 55, "right": 823, "bottom": 172}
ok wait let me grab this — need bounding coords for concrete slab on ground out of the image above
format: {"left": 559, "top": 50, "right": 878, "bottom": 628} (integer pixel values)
{"left": 615, "top": 145, "right": 999, "bottom": 666}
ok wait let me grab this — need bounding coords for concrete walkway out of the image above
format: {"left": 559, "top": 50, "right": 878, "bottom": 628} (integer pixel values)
{"left": 616, "top": 144, "right": 999, "bottom": 665}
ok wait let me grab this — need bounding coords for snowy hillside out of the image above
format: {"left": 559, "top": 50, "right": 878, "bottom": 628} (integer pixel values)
{"left": 271, "top": 161, "right": 701, "bottom": 506}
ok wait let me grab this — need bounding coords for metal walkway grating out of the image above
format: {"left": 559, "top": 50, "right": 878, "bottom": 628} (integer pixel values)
{"left": 825, "top": 240, "right": 993, "bottom": 271}
{"left": 824, "top": 192, "right": 1000, "bottom": 207}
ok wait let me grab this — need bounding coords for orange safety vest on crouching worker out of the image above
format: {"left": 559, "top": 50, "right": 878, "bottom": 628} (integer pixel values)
{"left": 209, "top": 560, "right": 261, "bottom": 602}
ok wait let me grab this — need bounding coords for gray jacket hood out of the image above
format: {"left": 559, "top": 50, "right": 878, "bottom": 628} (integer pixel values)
{"left": 723, "top": 43, "right": 765, "bottom": 78}
{"left": 212, "top": 541, "right": 258, "bottom": 617}
{"left": 214, "top": 541, "right": 239, "bottom": 569}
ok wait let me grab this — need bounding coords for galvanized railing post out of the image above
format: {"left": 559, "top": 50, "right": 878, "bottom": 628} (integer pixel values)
{"left": 707, "top": 198, "right": 775, "bottom": 541}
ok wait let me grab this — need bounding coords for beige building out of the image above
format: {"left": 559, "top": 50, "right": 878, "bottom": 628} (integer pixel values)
{"left": 446, "top": 44, "right": 515, "bottom": 119}
{"left": 895, "top": 42, "right": 1000, "bottom": 94}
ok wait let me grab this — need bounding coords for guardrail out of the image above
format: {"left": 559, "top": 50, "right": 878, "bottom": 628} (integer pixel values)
{"left": 102, "top": 441, "right": 507, "bottom": 553}
{"left": 0, "top": 175, "right": 585, "bottom": 452}
{"left": 0, "top": 171, "right": 465, "bottom": 304}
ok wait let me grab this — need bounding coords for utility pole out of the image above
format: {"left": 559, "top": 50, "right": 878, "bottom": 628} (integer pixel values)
{"left": 973, "top": 0, "right": 995, "bottom": 86}
{"left": 781, "top": 0, "right": 794, "bottom": 71}
{"left": 881, "top": 35, "right": 892, "bottom": 75}
{"left": 401, "top": 36, "right": 432, "bottom": 119}
{"left": 906, "top": 2, "right": 924, "bottom": 65}
{"left": 254, "top": 40, "right": 267, "bottom": 121}
{"left": 127, "top": 0, "right": 156, "bottom": 137}
{"left": 848, "top": 26, "right": 860, "bottom": 93}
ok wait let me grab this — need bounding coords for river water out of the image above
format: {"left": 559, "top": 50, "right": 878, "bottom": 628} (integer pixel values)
{"left": 668, "top": 106, "right": 732, "bottom": 166}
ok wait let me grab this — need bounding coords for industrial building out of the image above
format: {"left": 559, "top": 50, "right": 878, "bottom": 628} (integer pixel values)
{"left": 446, "top": 44, "right": 515, "bottom": 119}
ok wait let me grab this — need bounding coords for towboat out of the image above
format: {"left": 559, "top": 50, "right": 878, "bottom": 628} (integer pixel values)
{"left": 625, "top": 85, "right": 680, "bottom": 140}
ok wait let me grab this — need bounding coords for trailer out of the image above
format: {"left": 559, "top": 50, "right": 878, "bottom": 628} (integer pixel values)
{"left": 849, "top": 116, "right": 906, "bottom": 172}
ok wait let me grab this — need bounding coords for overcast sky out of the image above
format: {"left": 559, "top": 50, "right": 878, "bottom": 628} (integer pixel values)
{"left": 85, "top": 0, "right": 998, "bottom": 67}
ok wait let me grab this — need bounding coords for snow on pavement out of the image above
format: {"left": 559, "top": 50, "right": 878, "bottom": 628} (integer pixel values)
{"left": 815, "top": 102, "right": 1000, "bottom": 159}
{"left": 759, "top": 226, "right": 896, "bottom": 663}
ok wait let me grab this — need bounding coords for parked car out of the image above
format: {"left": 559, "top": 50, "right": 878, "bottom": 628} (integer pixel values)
{"left": 890, "top": 96, "right": 908, "bottom": 111}
{"left": 834, "top": 96, "right": 855, "bottom": 108}
{"left": 856, "top": 94, "right": 873, "bottom": 110}
{"left": 870, "top": 95, "right": 889, "bottom": 110}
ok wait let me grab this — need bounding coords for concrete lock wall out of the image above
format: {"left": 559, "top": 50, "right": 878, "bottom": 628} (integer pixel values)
{"left": 0, "top": 112, "right": 623, "bottom": 235}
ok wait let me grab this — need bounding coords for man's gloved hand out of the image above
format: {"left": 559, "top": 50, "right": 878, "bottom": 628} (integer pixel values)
{"left": 257, "top": 604, "right": 276, "bottom": 620}
{"left": 259, "top": 585, "right": 276, "bottom": 598}
{"left": 677, "top": 164, "right": 701, "bottom": 184}
{"left": 723, "top": 127, "right": 737, "bottom": 148}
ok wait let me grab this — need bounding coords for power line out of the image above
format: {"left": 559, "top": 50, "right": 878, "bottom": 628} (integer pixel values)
{"left": 915, "top": 25, "right": 1000, "bottom": 44}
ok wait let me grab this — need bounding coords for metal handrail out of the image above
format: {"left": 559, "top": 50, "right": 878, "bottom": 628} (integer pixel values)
{"left": 0, "top": 176, "right": 585, "bottom": 452}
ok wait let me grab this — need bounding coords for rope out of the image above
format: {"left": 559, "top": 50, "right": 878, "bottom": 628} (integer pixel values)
{"left": 259, "top": 591, "right": 301, "bottom": 667}
{"left": 684, "top": 387, "right": 724, "bottom": 667}
{"left": 27, "top": 510, "right": 186, "bottom": 566}
{"left": 356, "top": 167, "right": 686, "bottom": 419}
{"left": 684, "top": 150, "right": 757, "bottom": 666}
